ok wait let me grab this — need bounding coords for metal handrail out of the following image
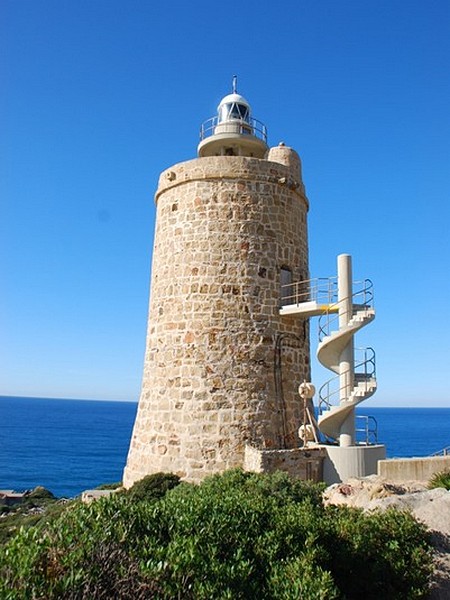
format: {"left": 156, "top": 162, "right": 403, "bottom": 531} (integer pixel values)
{"left": 432, "top": 446, "right": 450, "bottom": 456}
{"left": 318, "top": 347, "right": 376, "bottom": 413}
{"left": 356, "top": 415, "right": 378, "bottom": 445}
{"left": 280, "top": 276, "right": 338, "bottom": 307}
{"left": 318, "top": 279, "right": 374, "bottom": 341}
{"left": 199, "top": 116, "right": 268, "bottom": 143}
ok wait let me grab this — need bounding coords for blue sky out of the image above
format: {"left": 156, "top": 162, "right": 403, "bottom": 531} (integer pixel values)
{"left": 2, "top": 0, "right": 449, "bottom": 406}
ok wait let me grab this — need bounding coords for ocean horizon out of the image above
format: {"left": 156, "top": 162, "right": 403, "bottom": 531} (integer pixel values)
{"left": 1, "top": 395, "right": 450, "bottom": 498}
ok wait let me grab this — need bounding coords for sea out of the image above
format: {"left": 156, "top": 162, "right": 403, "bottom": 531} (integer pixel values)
{"left": 1, "top": 396, "right": 450, "bottom": 498}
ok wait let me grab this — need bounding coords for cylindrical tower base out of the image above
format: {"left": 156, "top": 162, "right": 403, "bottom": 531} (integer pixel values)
{"left": 124, "top": 150, "right": 310, "bottom": 486}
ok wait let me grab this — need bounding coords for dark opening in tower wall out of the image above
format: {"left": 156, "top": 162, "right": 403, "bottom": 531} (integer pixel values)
{"left": 280, "top": 266, "right": 292, "bottom": 306}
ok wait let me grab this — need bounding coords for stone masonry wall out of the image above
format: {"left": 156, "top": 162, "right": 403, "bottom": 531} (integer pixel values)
{"left": 123, "top": 150, "right": 310, "bottom": 486}
{"left": 244, "top": 444, "right": 326, "bottom": 483}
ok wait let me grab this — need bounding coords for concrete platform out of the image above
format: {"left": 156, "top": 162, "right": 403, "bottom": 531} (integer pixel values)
{"left": 320, "top": 444, "right": 386, "bottom": 484}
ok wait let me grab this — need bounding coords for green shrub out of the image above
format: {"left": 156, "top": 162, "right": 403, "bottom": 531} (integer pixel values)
{"left": 126, "top": 472, "right": 181, "bottom": 501}
{"left": 27, "top": 486, "right": 55, "bottom": 500}
{"left": 96, "top": 481, "right": 122, "bottom": 490}
{"left": 0, "top": 489, "right": 71, "bottom": 546}
{"left": 0, "top": 469, "right": 433, "bottom": 599}
{"left": 322, "top": 504, "right": 433, "bottom": 599}
{"left": 268, "top": 549, "right": 341, "bottom": 600}
{"left": 428, "top": 469, "right": 450, "bottom": 490}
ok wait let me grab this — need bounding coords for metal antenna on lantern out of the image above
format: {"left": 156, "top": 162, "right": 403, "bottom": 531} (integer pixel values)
{"left": 232, "top": 75, "right": 237, "bottom": 94}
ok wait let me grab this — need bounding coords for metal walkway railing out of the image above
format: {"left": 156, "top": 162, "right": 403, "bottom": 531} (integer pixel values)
{"left": 356, "top": 415, "right": 378, "bottom": 445}
{"left": 199, "top": 116, "right": 268, "bottom": 143}
{"left": 280, "top": 276, "right": 338, "bottom": 307}
{"left": 318, "top": 279, "right": 374, "bottom": 341}
{"left": 432, "top": 446, "right": 450, "bottom": 457}
{"left": 318, "top": 347, "right": 376, "bottom": 413}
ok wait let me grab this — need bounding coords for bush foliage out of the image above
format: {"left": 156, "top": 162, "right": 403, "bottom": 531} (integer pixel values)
{"left": 125, "top": 472, "right": 181, "bottom": 501}
{"left": 0, "top": 487, "right": 69, "bottom": 545}
{"left": 428, "top": 469, "right": 450, "bottom": 490}
{"left": 0, "top": 469, "right": 433, "bottom": 599}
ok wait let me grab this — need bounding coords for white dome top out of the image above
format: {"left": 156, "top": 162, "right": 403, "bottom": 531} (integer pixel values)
{"left": 217, "top": 92, "right": 252, "bottom": 124}
{"left": 217, "top": 93, "right": 250, "bottom": 110}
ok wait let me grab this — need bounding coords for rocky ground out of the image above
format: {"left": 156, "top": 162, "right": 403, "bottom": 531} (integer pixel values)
{"left": 324, "top": 476, "right": 450, "bottom": 599}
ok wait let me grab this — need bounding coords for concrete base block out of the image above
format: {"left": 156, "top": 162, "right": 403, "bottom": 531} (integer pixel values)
{"left": 81, "top": 489, "right": 119, "bottom": 503}
{"left": 320, "top": 444, "right": 386, "bottom": 484}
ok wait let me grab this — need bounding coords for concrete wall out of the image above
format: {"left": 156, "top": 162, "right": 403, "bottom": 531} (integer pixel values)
{"left": 123, "top": 149, "right": 310, "bottom": 486}
{"left": 378, "top": 456, "right": 450, "bottom": 482}
{"left": 81, "top": 489, "right": 118, "bottom": 504}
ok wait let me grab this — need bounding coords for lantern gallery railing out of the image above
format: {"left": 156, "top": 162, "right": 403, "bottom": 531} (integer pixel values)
{"left": 199, "top": 116, "right": 268, "bottom": 143}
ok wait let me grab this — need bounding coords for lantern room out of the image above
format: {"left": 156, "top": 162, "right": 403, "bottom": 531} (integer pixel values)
{"left": 198, "top": 79, "right": 268, "bottom": 158}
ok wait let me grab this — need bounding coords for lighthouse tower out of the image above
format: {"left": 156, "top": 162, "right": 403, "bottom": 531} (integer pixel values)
{"left": 123, "top": 82, "right": 311, "bottom": 486}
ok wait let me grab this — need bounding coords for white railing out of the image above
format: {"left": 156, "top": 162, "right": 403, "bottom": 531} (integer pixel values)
{"left": 318, "top": 279, "right": 374, "bottom": 341}
{"left": 356, "top": 415, "right": 378, "bottom": 445}
{"left": 318, "top": 347, "right": 376, "bottom": 413}
{"left": 280, "top": 276, "right": 338, "bottom": 307}
{"left": 199, "top": 116, "right": 268, "bottom": 143}
{"left": 432, "top": 446, "right": 450, "bottom": 456}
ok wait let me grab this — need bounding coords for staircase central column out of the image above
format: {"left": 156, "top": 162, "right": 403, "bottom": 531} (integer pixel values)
{"left": 338, "top": 254, "right": 355, "bottom": 447}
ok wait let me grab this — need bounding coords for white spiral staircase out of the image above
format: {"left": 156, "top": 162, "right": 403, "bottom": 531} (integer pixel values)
{"left": 280, "top": 258, "right": 377, "bottom": 445}
{"left": 317, "top": 290, "right": 376, "bottom": 441}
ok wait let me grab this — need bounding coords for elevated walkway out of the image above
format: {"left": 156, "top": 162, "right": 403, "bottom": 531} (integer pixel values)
{"left": 280, "top": 301, "right": 338, "bottom": 318}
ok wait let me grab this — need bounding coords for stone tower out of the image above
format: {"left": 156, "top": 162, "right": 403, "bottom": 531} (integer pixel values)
{"left": 123, "top": 83, "right": 311, "bottom": 486}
